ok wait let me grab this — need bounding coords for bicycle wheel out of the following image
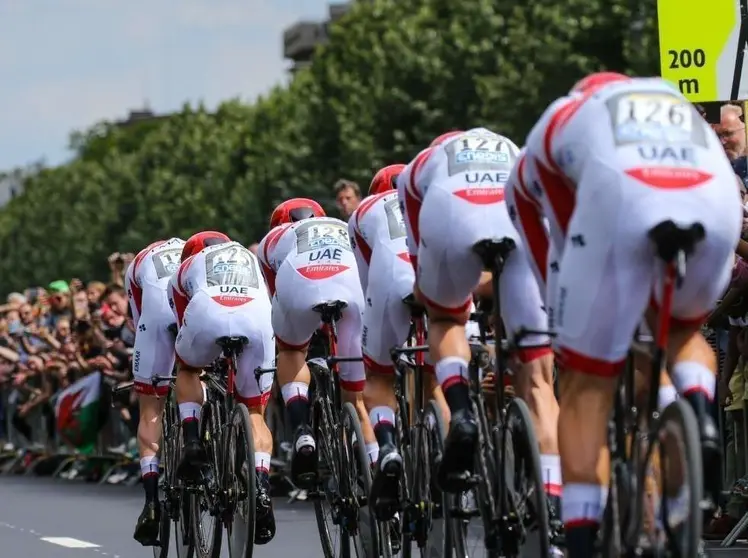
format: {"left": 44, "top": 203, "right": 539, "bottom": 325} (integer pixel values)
{"left": 342, "top": 402, "right": 379, "bottom": 558}
{"left": 192, "top": 402, "right": 222, "bottom": 558}
{"left": 314, "top": 397, "right": 367, "bottom": 558}
{"left": 420, "top": 399, "right": 450, "bottom": 558}
{"left": 448, "top": 402, "right": 499, "bottom": 558}
{"left": 599, "top": 386, "right": 630, "bottom": 558}
{"left": 225, "top": 403, "right": 257, "bottom": 558}
{"left": 501, "top": 397, "right": 550, "bottom": 558}
{"left": 153, "top": 499, "right": 171, "bottom": 558}
{"left": 167, "top": 392, "right": 194, "bottom": 558}
{"left": 648, "top": 399, "right": 703, "bottom": 557}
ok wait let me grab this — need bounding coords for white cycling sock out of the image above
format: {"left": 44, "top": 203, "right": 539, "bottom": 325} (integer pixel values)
{"left": 562, "top": 483, "right": 608, "bottom": 527}
{"left": 140, "top": 455, "right": 159, "bottom": 478}
{"left": 255, "top": 452, "right": 271, "bottom": 474}
{"left": 281, "top": 381, "right": 309, "bottom": 404}
{"left": 179, "top": 402, "right": 201, "bottom": 422}
{"left": 435, "top": 357, "right": 469, "bottom": 390}
{"left": 369, "top": 406, "right": 396, "bottom": 430}
{"left": 366, "top": 442, "right": 380, "bottom": 466}
{"left": 540, "top": 454, "right": 562, "bottom": 497}
{"left": 671, "top": 361, "right": 715, "bottom": 401}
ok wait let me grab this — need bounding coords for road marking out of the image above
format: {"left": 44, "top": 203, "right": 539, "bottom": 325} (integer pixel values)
{"left": 41, "top": 537, "right": 101, "bottom": 549}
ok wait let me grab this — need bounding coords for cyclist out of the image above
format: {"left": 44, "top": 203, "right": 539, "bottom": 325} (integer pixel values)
{"left": 257, "top": 198, "right": 374, "bottom": 489}
{"left": 520, "top": 73, "right": 740, "bottom": 557}
{"left": 167, "top": 231, "right": 277, "bottom": 545}
{"left": 126, "top": 237, "right": 185, "bottom": 546}
{"left": 396, "top": 127, "right": 557, "bottom": 495}
{"left": 347, "top": 164, "right": 440, "bottom": 518}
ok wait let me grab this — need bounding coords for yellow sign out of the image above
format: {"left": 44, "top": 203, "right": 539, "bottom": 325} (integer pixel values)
{"left": 657, "top": 0, "right": 738, "bottom": 102}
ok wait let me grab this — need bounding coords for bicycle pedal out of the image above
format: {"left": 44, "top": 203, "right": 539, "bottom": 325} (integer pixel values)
{"left": 306, "top": 490, "right": 325, "bottom": 500}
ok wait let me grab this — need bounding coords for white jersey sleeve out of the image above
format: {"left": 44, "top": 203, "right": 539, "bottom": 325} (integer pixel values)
{"left": 347, "top": 205, "right": 369, "bottom": 292}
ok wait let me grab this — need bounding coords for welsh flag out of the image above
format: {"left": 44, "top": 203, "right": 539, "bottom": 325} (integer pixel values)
{"left": 55, "top": 372, "right": 104, "bottom": 453}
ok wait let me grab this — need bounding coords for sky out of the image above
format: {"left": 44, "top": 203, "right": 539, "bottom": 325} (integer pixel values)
{"left": 0, "top": 0, "right": 332, "bottom": 170}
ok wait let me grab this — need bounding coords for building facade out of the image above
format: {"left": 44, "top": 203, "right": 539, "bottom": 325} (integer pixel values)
{"left": 283, "top": 2, "right": 351, "bottom": 71}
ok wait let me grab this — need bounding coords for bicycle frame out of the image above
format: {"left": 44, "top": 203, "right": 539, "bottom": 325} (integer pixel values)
{"left": 619, "top": 258, "right": 684, "bottom": 550}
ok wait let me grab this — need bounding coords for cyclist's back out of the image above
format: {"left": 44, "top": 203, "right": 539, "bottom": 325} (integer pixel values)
{"left": 169, "top": 240, "right": 275, "bottom": 406}
{"left": 527, "top": 73, "right": 742, "bottom": 558}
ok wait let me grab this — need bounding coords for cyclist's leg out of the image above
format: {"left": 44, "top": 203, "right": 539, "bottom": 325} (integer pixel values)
{"left": 336, "top": 283, "right": 374, "bottom": 445}
{"left": 174, "top": 294, "right": 219, "bottom": 477}
{"left": 272, "top": 267, "right": 319, "bottom": 487}
{"left": 418, "top": 189, "right": 487, "bottom": 492}
{"left": 130, "top": 279, "right": 175, "bottom": 544}
{"left": 554, "top": 196, "right": 652, "bottom": 558}
{"left": 362, "top": 262, "right": 412, "bottom": 516}
{"left": 499, "top": 236, "right": 560, "bottom": 502}
{"left": 234, "top": 297, "right": 276, "bottom": 544}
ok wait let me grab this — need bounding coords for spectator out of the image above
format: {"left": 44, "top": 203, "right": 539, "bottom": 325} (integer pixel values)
{"left": 102, "top": 284, "right": 128, "bottom": 317}
{"left": 717, "top": 103, "right": 747, "bottom": 161}
{"left": 43, "top": 280, "right": 73, "bottom": 330}
{"left": 333, "top": 178, "right": 362, "bottom": 220}
{"left": 86, "top": 281, "right": 106, "bottom": 310}
{"left": 107, "top": 252, "right": 134, "bottom": 287}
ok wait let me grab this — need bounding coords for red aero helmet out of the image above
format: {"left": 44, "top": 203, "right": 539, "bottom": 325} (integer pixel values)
{"left": 570, "top": 72, "right": 630, "bottom": 95}
{"left": 429, "top": 130, "right": 465, "bottom": 148}
{"left": 369, "top": 164, "right": 406, "bottom": 197}
{"left": 269, "top": 198, "right": 325, "bottom": 229}
{"left": 181, "top": 231, "right": 231, "bottom": 261}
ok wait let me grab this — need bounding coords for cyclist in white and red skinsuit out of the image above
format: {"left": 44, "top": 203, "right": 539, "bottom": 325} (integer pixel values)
{"left": 396, "top": 127, "right": 557, "bottom": 495}
{"left": 126, "top": 237, "right": 184, "bottom": 546}
{"left": 167, "top": 231, "right": 277, "bottom": 545}
{"left": 517, "top": 72, "right": 741, "bottom": 557}
{"left": 348, "top": 164, "right": 443, "bottom": 519}
{"left": 257, "top": 198, "right": 375, "bottom": 490}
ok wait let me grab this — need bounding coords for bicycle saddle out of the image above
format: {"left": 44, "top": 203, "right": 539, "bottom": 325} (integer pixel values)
{"left": 215, "top": 336, "right": 249, "bottom": 354}
{"left": 647, "top": 220, "right": 705, "bottom": 262}
{"left": 312, "top": 300, "right": 348, "bottom": 324}
{"left": 472, "top": 237, "right": 516, "bottom": 270}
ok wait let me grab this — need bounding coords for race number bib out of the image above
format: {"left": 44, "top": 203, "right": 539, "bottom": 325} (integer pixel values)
{"left": 295, "top": 219, "right": 352, "bottom": 253}
{"left": 152, "top": 249, "right": 181, "bottom": 279}
{"left": 384, "top": 199, "right": 406, "bottom": 240}
{"left": 205, "top": 245, "right": 259, "bottom": 289}
{"left": 445, "top": 132, "right": 517, "bottom": 176}
{"left": 608, "top": 91, "right": 705, "bottom": 146}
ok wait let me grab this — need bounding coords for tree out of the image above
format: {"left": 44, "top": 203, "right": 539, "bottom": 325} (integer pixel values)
{"left": 0, "top": 0, "right": 659, "bottom": 294}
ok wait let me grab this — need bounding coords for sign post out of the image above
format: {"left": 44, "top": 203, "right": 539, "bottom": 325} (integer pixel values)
{"left": 657, "top": 0, "right": 741, "bottom": 102}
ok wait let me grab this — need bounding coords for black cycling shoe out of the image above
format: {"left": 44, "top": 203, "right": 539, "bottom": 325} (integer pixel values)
{"left": 254, "top": 472, "right": 276, "bottom": 545}
{"left": 291, "top": 425, "right": 318, "bottom": 489}
{"left": 177, "top": 439, "right": 208, "bottom": 482}
{"left": 370, "top": 447, "right": 403, "bottom": 521}
{"left": 437, "top": 410, "right": 478, "bottom": 494}
{"left": 133, "top": 500, "right": 160, "bottom": 546}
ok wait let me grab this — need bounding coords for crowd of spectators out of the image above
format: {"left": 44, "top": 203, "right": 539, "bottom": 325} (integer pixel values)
{"left": 701, "top": 101, "right": 748, "bottom": 539}
{"left": 0, "top": 254, "right": 137, "bottom": 451}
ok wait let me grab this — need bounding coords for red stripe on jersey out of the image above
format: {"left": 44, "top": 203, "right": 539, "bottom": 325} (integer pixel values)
{"left": 535, "top": 158, "right": 575, "bottom": 236}
{"left": 515, "top": 157, "right": 549, "bottom": 285}
{"left": 354, "top": 229, "right": 373, "bottom": 265}
{"left": 172, "top": 256, "right": 194, "bottom": 326}
{"left": 355, "top": 192, "right": 387, "bottom": 222}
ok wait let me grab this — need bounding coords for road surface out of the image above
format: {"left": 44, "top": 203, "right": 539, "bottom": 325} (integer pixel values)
{"left": 0, "top": 476, "right": 744, "bottom": 557}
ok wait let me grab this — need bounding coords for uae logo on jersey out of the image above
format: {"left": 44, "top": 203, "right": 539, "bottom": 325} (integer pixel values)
{"left": 297, "top": 264, "right": 349, "bottom": 280}
{"left": 625, "top": 167, "right": 713, "bottom": 190}
{"left": 453, "top": 188, "right": 505, "bottom": 204}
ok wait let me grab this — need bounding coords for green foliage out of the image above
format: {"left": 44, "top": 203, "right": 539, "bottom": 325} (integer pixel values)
{"left": 0, "top": 0, "right": 658, "bottom": 294}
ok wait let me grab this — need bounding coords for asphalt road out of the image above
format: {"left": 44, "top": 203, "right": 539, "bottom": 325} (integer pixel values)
{"left": 0, "top": 475, "right": 745, "bottom": 557}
